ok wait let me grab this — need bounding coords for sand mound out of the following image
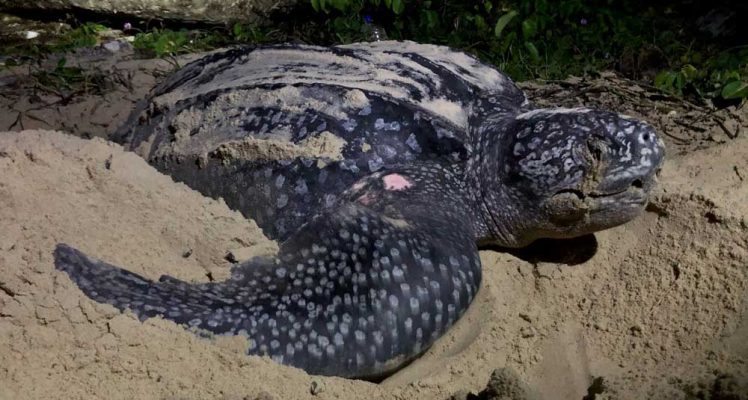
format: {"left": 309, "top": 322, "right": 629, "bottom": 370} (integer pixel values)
{"left": 0, "top": 129, "right": 746, "bottom": 399}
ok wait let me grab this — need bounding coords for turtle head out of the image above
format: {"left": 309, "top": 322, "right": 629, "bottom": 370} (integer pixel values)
{"left": 487, "top": 107, "right": 665, "bottom": 247}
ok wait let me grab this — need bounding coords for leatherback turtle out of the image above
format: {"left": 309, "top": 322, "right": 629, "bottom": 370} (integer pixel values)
{"left": 54, "top": 41, "right": 664, "bottom": 379}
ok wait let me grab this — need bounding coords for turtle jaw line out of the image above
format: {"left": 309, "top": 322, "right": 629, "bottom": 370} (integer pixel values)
{"left": 549, "top": 185, "right": 649, "bottom": 220}
{"left": 587, "top": 185, "right": 650, "bottom": 211}
{"left": 543, "top": 184, "right": 649, "bottom": 237}
{"left": 553, "top": 180, "right": 647, "bottom": 201}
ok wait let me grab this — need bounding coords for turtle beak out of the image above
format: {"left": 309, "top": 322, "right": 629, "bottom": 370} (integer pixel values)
{"left": 545, "top": 125, "right": 665, "bottom": 229}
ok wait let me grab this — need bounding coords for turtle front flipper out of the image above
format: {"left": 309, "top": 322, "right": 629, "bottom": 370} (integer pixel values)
{"left": 54, "top": 162, "right": 481, "bottom": 379}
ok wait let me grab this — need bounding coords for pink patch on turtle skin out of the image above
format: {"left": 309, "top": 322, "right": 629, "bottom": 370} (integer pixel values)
{"left": 383, "top": 174, "right": 412, "bottom": 191}
{"left": 356, "top": 193, "right": 375, "bottom": 205}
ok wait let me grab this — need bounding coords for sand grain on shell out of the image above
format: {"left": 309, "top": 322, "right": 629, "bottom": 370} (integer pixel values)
{"left": 152, "top": 42, "right": 483, "bottom": 129}
{"left": 209, "top": 131, "right": 348, "bottom": 165}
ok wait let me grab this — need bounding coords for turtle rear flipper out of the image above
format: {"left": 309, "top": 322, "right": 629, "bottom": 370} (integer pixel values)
{"left": 54, "top": 244, "right": 255, "bottom": 325}
{"left": 54, "top": 162, "right": 482, "bottom": 379}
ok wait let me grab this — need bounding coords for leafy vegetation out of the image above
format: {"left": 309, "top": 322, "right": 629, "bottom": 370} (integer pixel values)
{"left": 1, "top": 22, "right": 112, "bottom": 97}
{"left": 31, "top": 57, "right": 110, "bottom": 97}
{"left": 132, "top": 28, "right": 222, "bottom": 57}
{"left": 300, "top": 0, "right": 748, "bottom": 102}
{"left": 129, "top": 24, "right": 285, "bottom": 58}
{"left": 1, "top": 1, "right": 746, "bottom": 103}
{"left": 1, "top": 22, "right": 107, "bottom": 61}
{"left": 654, "top": 48, "right": 748, "bottom": 100}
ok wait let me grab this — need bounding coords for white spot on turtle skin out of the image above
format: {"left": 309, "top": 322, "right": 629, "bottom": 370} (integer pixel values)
{"left": 342, "top": 119, "right": 358, "bottom": 132}
{"left": 406, "top": 133, "right": 422, "bottom": 153}
{"left": 294, "top": 180, "right": 309, "bottom": 195}
{"left": 373, "top": 331, "right": 385, "bottom": 347}
{"left": 378, "top": 144, "right": 398, "bottom": 159}
{"left": 409, "top": 298, "right": 420, "bottom": 315}
{"left": 392, "top": 267, "right": 405, "bottom": 282}
{"left": 404, "top": 317, "right": 413, "bottom": 335}
{"left": 275, "top": 175, "right": 285, "bottom": 188}
{"left": 400, "top": 283, "right": 411, "bottom": 297}
{"left": 276, "top": 194, "right": 288, "bottom": 208}
{"left": 383, "top": 174, "right": 413, "bottom": 191}
{"left": 368, "top": 157, "right": 385, "bottom": 172}
{"left": 323, "top": 194, "right": 336, "bottom": 208}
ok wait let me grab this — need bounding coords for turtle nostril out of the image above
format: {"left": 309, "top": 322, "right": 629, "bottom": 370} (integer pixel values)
{"left": 632, "top": 179, "right": 643, "bottom": 189}
{"left": 642, "top": 132, "right": 651, "bottom": 142}
{"left": 586, "top": 137, "right": 606, "bottom": 163}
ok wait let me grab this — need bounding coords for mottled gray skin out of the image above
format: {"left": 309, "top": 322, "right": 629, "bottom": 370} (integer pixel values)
{"left": 54, "top": 41, "right": 665, "bottom": 379}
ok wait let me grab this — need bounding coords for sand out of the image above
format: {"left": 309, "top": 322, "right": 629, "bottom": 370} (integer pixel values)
{"left": 1, "top": 45, "right": 747, "bottom": 400}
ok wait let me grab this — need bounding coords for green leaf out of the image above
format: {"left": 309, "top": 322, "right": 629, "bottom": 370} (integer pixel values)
{"left": 724, "top": 70, "right": 741, "bottom": 82}
{"left": 494, "top": 10, "right": 519, "bottom": 38}
{"left": 654, "top": 70, "right": 676, "bottom": 91}
{"left": 498, "top": 31, "right": 517, "bottom": 53}
{"left": 524, "top": 41, "right": 540, "bottom": 63}
{"left": 330, "top": 0, "right": 348, "bottom": 12}
{"left": 232, "top": 23, "right": 244, "bottom": 38}
{"left": 422, "top": 10, "right": 439, "bottom": 30}
{"left": 391, "top": 0, "right": 405, "bottom": 14}
{"left": 681, "top": 64, "right": 697, "bottom": 81}
{"left": 722, "top": 81, "right": 748, "bottom": 99}
{"left": 474, "top": 14, "right": 487, "bottom": 31}
{"left": 311, "top": 0, "right": 320, "bottom": 12}
{"left": 333, "top": 16, "right": 350, "bottom": 31}
{"left": 522, "top": 18, "right": 537, "bottom": 39}
{"left": 674, "top": 72, "right": 685, "bottom": 91}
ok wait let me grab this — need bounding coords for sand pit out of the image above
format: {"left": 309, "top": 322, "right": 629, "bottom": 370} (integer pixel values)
{"left": 0, "top": 46, "right": 747, "bottom": 399}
